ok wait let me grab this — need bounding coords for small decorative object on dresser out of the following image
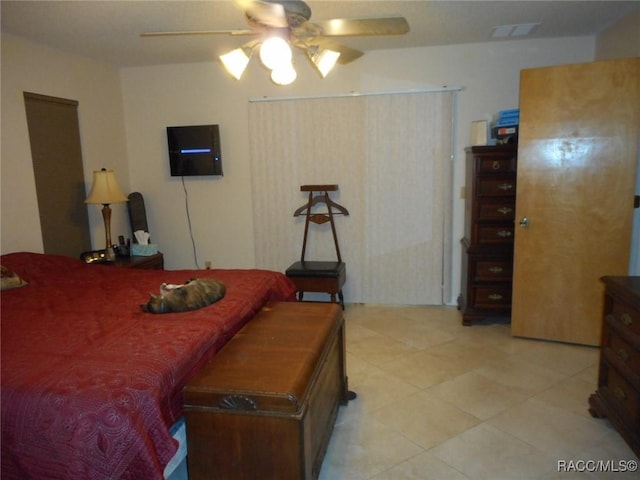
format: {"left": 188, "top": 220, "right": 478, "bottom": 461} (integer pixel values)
{"left": 589, "top": 276, "right": 640, "bottom": 457}
{"left": 458, "top": 144, "right": 517, "bottom": 325}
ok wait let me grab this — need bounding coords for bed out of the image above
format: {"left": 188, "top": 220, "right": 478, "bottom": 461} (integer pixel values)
{"left": 0, "top": 252, "right": 297, "bottom": 479}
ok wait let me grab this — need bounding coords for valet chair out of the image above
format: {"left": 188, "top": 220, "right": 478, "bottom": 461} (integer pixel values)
{"left": 286, "top": 185, "right": 348, "bottom": 310}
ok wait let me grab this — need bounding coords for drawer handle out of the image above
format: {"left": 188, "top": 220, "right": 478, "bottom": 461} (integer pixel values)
{"left": 617, "top": 348, "right": 630, "bottom": 363}
{"left": 488, "top": 266, "right": 504, "bottom": 274}
{"left": 498, "top": 183, "right": 514, "bottom": 191}
{"left": 492, "top": 161, "right": 501, "bottom": 170}
{"left": 621, "top": 313, "right": 633, "bottom": 327}
{"left": 497, "top": 207, "right": 513, "bottom": 215}
{"left": 496, "top": 230, "right": 512, "bottom": 238}
{"left": 488, "top": 294, "right": 503, "bottom": 301}
{"left": 614, "top": 387, "right": 627, "bottom": 401}
{"left": 219, "top": 394, "right": 258, "bottom": 411}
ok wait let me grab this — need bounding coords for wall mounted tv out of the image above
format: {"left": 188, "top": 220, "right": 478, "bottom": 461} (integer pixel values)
{"left": 167, "top": 124, "right": 223, "bottom": 176}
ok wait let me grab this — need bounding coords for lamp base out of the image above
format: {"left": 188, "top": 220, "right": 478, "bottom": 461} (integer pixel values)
{"left": 105, "top": 246, "right": 116, "bottom": 262}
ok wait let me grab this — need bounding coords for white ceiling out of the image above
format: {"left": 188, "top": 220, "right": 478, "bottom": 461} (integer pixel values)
{"left": 2, "top": 1, "right": 638, "bottom": 67}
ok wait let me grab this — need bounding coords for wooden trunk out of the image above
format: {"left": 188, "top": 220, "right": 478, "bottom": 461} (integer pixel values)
{"left": 184, "top": 302, "right": 349, "bottom": 480}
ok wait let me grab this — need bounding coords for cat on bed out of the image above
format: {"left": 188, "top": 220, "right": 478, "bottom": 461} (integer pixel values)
{"left": 141, "top": 278, "right": 226, "bottom": 314}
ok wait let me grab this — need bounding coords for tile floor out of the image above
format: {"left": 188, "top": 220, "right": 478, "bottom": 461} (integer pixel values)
{"left": 317, "top": 304, "right": 638, "bottom": 480}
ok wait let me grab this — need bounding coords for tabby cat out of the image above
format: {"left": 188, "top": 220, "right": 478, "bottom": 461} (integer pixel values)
{"left": 141, "top": 278, "right": 226, "bottom": 314}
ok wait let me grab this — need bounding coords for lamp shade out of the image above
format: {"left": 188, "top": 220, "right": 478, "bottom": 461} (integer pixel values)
{"left": 310, "top": 48, "right": 340, "bottom": 78}
{"left": 220, "top": 47, "right": 251, "bottom": 80}
{"left": 85, "top": 169, "right": 128, "bottom": 205}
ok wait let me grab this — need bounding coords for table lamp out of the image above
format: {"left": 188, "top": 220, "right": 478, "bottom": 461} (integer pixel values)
{"left": 85, "top": 168, "right": 128, "bottom": 261}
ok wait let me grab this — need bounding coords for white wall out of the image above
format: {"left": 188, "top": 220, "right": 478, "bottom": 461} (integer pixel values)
{"left": 1, "top": 33, "right": 130, "bottom": 254}
{"left": 0, "top": 32, "right": 597, "bottom": 303}
{"left": 596, "top": 10, "right": 640, "bottom": 60}
{"left": 120, "top": 36, "right": 594, "bottom": 303}
{"left": 595, "top": 11, "right": 640, "bottom": 275}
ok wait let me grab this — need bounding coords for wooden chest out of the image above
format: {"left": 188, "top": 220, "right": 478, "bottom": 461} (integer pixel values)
{"left": 184, "top": 301, "right": 349, "bottom": 480}
{"left": 458, "top": 145, "right": 517, "bottom": 325}
{"left": 589, "top": 277, "right": 640, "bottom": 457}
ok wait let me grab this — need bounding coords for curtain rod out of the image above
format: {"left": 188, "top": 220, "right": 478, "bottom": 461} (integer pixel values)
{"left": 249, "top": 85, "right": 464, "bottom": 103}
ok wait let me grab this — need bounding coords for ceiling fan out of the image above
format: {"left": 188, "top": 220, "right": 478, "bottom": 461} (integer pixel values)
{"left": 141, "top": 0, "right": 409, "bottom": 85}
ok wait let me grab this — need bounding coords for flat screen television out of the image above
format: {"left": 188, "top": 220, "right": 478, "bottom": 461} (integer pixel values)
{"left": 167, "top": 125, "right": 223, "bottom": 176}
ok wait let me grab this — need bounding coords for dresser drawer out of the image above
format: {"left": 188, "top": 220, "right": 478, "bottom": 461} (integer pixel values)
{"left": 607, "top": 301, "right": 640, "bottom": 337}
{"left": 477, "top": 177, "right": 516, "bottom": 196}
{"left": 477, "top": 199, "right": 516, "bottom": 221}
{"left": 601, "top": 361, "right": 640, "bottom": 430}
{"left": 474, "top": 225, "right": 514, "bottom": 244}
{"left": 471, "top": 258, "right": 513, "bottom": 282}
{"left": 604, "top": 331, "right": 640, "bottom": 389}
{"left": 476, "top": 156, "right": 516, "bottom": 173}
{"left": 468, "top": 285, "right": 512, "bottom": 309}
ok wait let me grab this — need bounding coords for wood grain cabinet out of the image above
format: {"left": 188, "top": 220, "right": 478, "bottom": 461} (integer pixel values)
{"left": 113, "top": 253, "right": 164, "bottom": 270}
{"left": 589, "top": 276, "right": 640, "bottom": 457}
{"left": 458, "top": 145, "right": 517, "bottom": 325}
{"left": 510, "top": 58, "right": 638, "bottom": 346}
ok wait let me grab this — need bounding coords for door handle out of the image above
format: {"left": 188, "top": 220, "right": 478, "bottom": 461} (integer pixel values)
{"left": 519, "top": 217, "right": 529, "bottom": 228}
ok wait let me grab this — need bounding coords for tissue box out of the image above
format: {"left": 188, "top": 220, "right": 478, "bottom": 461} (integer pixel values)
{"left": 131, "top": 244, "right": 159, "bottom": 256}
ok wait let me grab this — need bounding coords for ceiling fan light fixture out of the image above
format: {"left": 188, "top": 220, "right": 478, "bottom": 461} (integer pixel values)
{"left": 259, "top": 36, "right": 292, "bottom": 70}
{"left": 220, "top": 47, "right": 251, "bottom": 80}
{"left": 309, "top": 48, "right": 340, "bottom": 78}
{"left": 270, "top": 62, "right": 297, "bottom": 86}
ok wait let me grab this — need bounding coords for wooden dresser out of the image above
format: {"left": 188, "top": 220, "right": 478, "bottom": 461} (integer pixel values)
{"left": 458, "top": 145, "right": 517, "bottom": 325}
{"left": 589, "top": 276, "right": 640, "bottom": 457}
{"left": 113, "top": 252, "right": 164, "bottom": 270}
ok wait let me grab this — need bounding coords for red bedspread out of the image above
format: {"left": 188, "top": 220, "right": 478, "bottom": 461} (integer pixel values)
{"left": 1, "top": 252, "right": 296, "bottom": 479}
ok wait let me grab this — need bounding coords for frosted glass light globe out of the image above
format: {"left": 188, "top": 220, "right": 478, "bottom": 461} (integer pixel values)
{"left": 271, "top": 63, "right": 297, "bottom": 85}
{"left": 259, "top": 36, "right": 292, "bottom": 70}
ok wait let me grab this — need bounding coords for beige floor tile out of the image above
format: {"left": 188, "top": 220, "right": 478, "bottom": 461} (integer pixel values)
{"left": 347, "top": 325, "right": 422, "bottom": 367}
{"left": 319, "top": 407, "right": 424, "bottom": 480}
{"left": 574, "top": 363, "right": 599, "bottom": 384}
{"left": 473, "top": 356, "right": 567, "bottom": 396}
{"left": 533, "top": 375, "right": 598, "bottom": 419}
{"left": 377, "top": 349, "right": 453, "bottom": 389}
{"left": 316, "top": 305, "right": 636, "bottom": 480}
{"left": 487, "top": 398, "right": 612, "bottom": 459}
{"left": 421, "top": 337, "right": 509, "bottom": 377}
{"left": 369, "top": 450, "right": 471, "bottom": 480}
{"left": 371, "top": 390, "right": 481, "bottom": 449}
{"left": 346, "top": 361, "right": 420, "bottom": 413}
{"left": 428, "top": 370, "right": 530, "bottom": 420}
{"left": 349, "top": 306, "right": 459, "bottom": 350}
{"left": 568, "top": 428, "right": 640, "bottom": 479}
{"left": 432, "top": 423, "right": 556, "bottom": 480}
{"left": 512, "top": 339, "right": 599, "bottom": 376}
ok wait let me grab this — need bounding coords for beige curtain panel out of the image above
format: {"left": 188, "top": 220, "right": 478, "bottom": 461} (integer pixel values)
{"left": 249, "top": 91, "right": 454, "bottom": 305}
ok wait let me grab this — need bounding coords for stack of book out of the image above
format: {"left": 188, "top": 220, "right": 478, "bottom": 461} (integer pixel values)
{"left": 493, "top": 109, "right": 519, "bottom": 144}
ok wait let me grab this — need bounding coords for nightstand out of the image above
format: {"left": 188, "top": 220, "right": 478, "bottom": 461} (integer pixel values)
{"left": 113, "top": 253, "right": 164, "bottom": 270}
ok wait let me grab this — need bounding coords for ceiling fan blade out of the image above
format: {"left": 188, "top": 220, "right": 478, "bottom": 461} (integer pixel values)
{"left": 313, "top": 16, "right": 409, "bottom": 37}
{"left": 312, "top": 39, "right": 364, "bottom": 64}
{"left": 141, "top": 29, "right": 257, "bottom": 37}
{"left": 233, "top": 0, "right": 288, "bottom": 28}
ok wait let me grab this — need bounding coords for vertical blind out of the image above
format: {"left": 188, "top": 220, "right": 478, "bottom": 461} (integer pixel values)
{"left": 248, "top": 91, "right": 454, "bottom": 305}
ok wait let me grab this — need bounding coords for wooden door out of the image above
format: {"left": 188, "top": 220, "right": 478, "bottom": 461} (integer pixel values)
{"left": 511, "top": 58, "right": 639, "bottom": 346}
{"left": 24, "top": 92, "right": 91, "bottom": 257}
